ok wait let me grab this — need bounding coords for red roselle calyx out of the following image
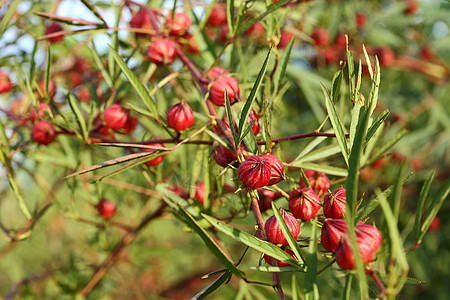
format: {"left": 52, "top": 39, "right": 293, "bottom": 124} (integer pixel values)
{"left": 299, "top": 170, "right": 331, "bottom": 197}
{"left": 264, "top": 208, "right": 300, "bottom": 246}
{"left": 29, "top": 103, "right": 52, "bottom": 122}
{"left": 205, "top": 67, "right": 229, "bottom": 80}
{"left": 147, "top": 39, "right": 176, "bottom": 65}
{"left": 264, "top": 249, "right": 298, "bottom": 267}
{"left": 356, "top": 223, "right": 382, "bottom": 253}
{"left": 166, "top": 100, "right": 194, "bottom": 132}
{"left": 261, "top": 154, "right": 285, "bottom": 186}
{"left": 130, "top": 11, "right": 155, "bottom": 36}
{"left": 237, "top": 155, "right": 271, "bottom": 189}
{"left": 207, "top": 4, "right": 227, "bottom": 27}
{"left": 254, "top": 189, "right": 283, "bottom": 212}
{"left": 140, "top": 144, "right": 165, "bottom": 167}
{"left": 323, "top": 188, "right": 347, "bottom": 219}
{"left": 103, "top": 104, "right": 130, "bottom": 131}
{"left": 213, "top": 144, "right": 237, "bottom": 167}
{"left": 0, "top": 71, "right": 13, "bottom": 93}
{"left": 209, "top": 75, "right": 240, "bottom": 106}
{"left": 96, "top": 199, "right": 116, "bottom": 220}
{"left": 195, "top": 181, "right": 205, "bottom": 205}
{"left": 32, "top": 121, "right": 57, "bottom": 145}
{"left": 289, "top": 188, "right": 322, "bottom": 222}
{"left": 165, "top": 12, "right": 192, "bottom": 36}
{"left": 278, "top": 30, "right": 294, "bottom": 49}
{"left": 311, "top": 27, "right": 330, "bottom": 47}
{"left": 248, "top": 109, "right": 260, "bottom": 136}
{"left": 37, "top": 79, "right": 56, "bottom": 100}
{"left": 45, "top": 22, "right": 64, "bottom": 43}
{"left": 336, "top": 233, "right": 375, "bottom": 270}
{"left": 321, "top": 219, "right": 348, "bottom": 252}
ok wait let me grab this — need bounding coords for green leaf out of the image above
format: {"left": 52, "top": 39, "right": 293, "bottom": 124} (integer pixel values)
{"left": 291, "top": 162, "right": 348, "bottom": 177}
{"left": 271, "top": 203, "right": 306, "bottom": 266}
{"left": 364, "top": 129, "right": 407, "bottom": 166}
{"left": 362, "top": 45, "right": 373, "bottom": 80}
{"left": 391, "top": 161, "right": 407, "bottom": 220}
{"left": 342, "top": 274, "right": 353, "bottom": 300}
{"left": 304, "top": 217, "right": 319, "bottom": 300}
{"left": 109, "top": 46, "right": 158, "bottom": 117}
{"left": 294, "top": 144, "right": 341, "bottom": 164}
{"left": 44, "top": 45, "right": 52, "bottom": 102}
{"left": 226, "top": 0, "right": 234, "bottom": 34}
{"left": 178, "top": 207, "right": 246, "bottom": 279}
{"left": 346, "top": 37, "right": 356, "bottom": 101}
{"left": 202, "top": 214, "right": 305, "bottom": 270}
{"left": 67, "top": 93, "right": 88, "bottom": 141}
{"left": 80, "top": 0, "right": 108, "bottom": 25}
{"left": 251, "top": 266, "right": 301, "bottom": 273}
{"left": 90, "top": 42, "right": 113, "bottom": 88}
{"left": 349, "top": 102, "right": 362, "bottom": 151}
{"left": 273, "top": 37, "right": 294, "bottom": 94}
{"left": 192, "top": 271, "right": 232, "bottom": 300}
{"left": 331, "top": 63, "right": 345, "bottom": 103}
{"left": 366, "top": 109, "right": 389, "bottom": 142}
{"left": 0, "top": 0, "right": 21, "bottom": 35}
{"left": 321, "top": 83, "right": 349, "bottom": 166}
{"left": 238, "top": 46, "right": 272, "bottom": 141}
{"left": 224, "top": 90, "right": 239, "bottom": 149}
{"left": 414, "top": 170, "right": 435, "bottom": 241}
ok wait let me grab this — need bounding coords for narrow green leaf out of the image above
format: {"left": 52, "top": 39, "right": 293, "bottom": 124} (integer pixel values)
{"left": 224, "top": 90, "right": 239, "bottom": 149}
{"left": 291, "top": 162, "right": 348, "bottom": 177}
{"left": 80, "top": 0, "right": 108, "bottom": 25}
{"left": 44, "top": 46, "right": 52, "bottom": 102}
{"left": 271, "top": 203, "right": 306, "bottom": 266}
{"left": 226, "top": 0, "right": 234, "bottom": 34}
{"left": 294, "top": 130, "right": 333, "bottom": 161}
{"left": 238, "top": 46, "right": 272, "bottom": 141}
{"left": 90, "top": 42, "right": 113, "bottom": 88}
{"left": 342, "top": 274, "right": 353, "bottom": 300}
{"left": 391, "top": 161, "right": 407, "bottom": 220}
{"left": 251, "top": 266, "right": 300, "bottom": 273}
{"left": 300, "top": 169, "right": 312, "bottom": 189}
{"left": 273, "top": 37, "right": 294, "bottom": 94}
{"left": 355, "top": 60, "right": 362, "bottom": 97}
{"left": 366, "top": 109, "right": 389, "bottom": 142}
{"left": 362, "top": 45, "right": 373, "bottom": 80}
{"left": 346, "top": 37, "right": 356, "bottom": 101}
{"left": 67, "top": 93, "right": 88, "bottom": 141}
{"left": 193, "top": 271, "right": 232, "bottom": 300}
{"left": 365, "top": 129, "right": 407, "bottom": 166}
{"left": 331, "top": 63, "right": 344, "bottom": 103}
{"left": 321, "top": 83, "right": 349, "bottom": 166}
{"left": 109, "top": 46, "right": 158, "bottom": 117}
{"left": 178, "top": 208, "right": 246, "bottom": 279}
{"left": 0, "top": 0, "right": 21, "bottom": 35}
{"left": 292, "top": 274, "right": 303, "bottom": 300}
{"left": 414, "top": 170, "right": 435, "bottom": 241}
{"left": 294, "top": 144, "right": 341, "bottom": 164}
{"left": 349, "top": 102, "right": 362, "bottom": 151}
{"left": 202, "top": 214, "right": 305, "bottom": 270}
{"left": 304, "top": 217, "right": 319, "bottom": 300}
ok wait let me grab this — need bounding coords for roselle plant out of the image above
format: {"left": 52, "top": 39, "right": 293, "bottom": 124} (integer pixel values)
{"left": 0, "top": 0, "right": 449, "bottom": 299}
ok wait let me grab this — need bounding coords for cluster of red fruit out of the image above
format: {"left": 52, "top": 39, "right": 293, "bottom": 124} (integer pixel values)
{"left": 237, "top": 156, "right": 382, "bottom": 270}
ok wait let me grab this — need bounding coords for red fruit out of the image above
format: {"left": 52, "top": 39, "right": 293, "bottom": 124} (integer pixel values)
{"left": 209, "top": 75, "right": 240, "bottom": 106}
{"left": 375, "top": 47, "right": 396, "bottom": 67}
{"left": 356, "top": 223, "right": 382, "bottom": 254}
{"left": 323, "top": 48, "right": 338, "bottom": 65}
{"left": 404, "top": 0, "right": 418, "bottom": 15}
{"left": 123, "top": 116, "right": 138, "bottom": 135}
{"left": 321, "top": 219, "right": 348, "bottom": 252}
{"left": 371, "top": 158, "right": 386, "bottom": 169}
{"left": 248, "top": 109, "right": 261, "bottom": 136}
{"left": 261, "top": 154, "right": 285, "bottom": 186}
{"left": 29, "top": 103, "right": 52, "bottom": 122}
{"left": 255, "top": 189, "right": 283, "bottom": 212}
{"left": 278, "top": 30, "right": 294, "bottom": 49}
{"left": 336, "top": 234, "right": 374, "bottom": 270}
{"left": 207, "top": 4, "right": 227, "bottom": 27}
{"left": 78, "top": 86, "right": 91, "bottom": 102}
{"left": 289, "top": 188, "right": 322, "bottom": 222}
{"left": 147, "top": 39, "right": 176, "bottom": 65}
{"left": 264, "top": 249, "right": 298, "bottom": 267}
{"left": 245, "top": 21, "right": 265, "bottom": 37}
{"left": 0, "top": 71, "right": 13, "bottom": 93}
{"left": 238, "top": 155, "right": 272, "bottom": 189}
{"left": 37, "top": 79, "right": 56, "bottom": 100}
{"left": 356, "top": 13, "right": 367, "bottom": 29}
{"left": 264, "top": 208, "right": 300, "bottom": 246}
{"left": 103, "top": 104, "right": 130, "bottom": 131}
{"left": 165, "top": 12, "right": 192, "bottom": 36}
{"left": 311, "top": 27, "right": 330, "bottom": 47}
{"left": 96, "top": 199, "right": 116, "bottom": 219}
{"left": 130, "top": 11, "right": 155, "bottom": 36}
{"left": 428, "top": 216, "right": 440, "bottom": 232}
{"left": 195, "top": 181, "right": 205, "bottom": 204}
{"left": 32, "top": 121, "right": 57, "bottom": 145}
{"left": 45, "top": 22, "right": 64, "bottom": 43}
{"left": 218, "top": 24, "right": 229, "bottom": 43}
{"left": 411, "top": 156, "right": 422, "bottom": 172}
{"left": 323, "top": 188, "right": 347, "bottom": 219}
{"left": 206, "top": 67, "right": 229, "bottom": 80}
{"left": 213, "top": 144, "right": 237, "bottom": 167}
{"left": 359, "top": 166, "right": 373, "bottom": 182}
{"left": 140, "top": 144, "right": 165, "bottom": 167}
{"left": 183, "top": 34, "right": 200, "bottom": 54}
{"left": 334, "top": 33, "right": 348, "bottom": 49}
{"left": 299, "top": 170, "right": 330, "bottom": 197}
{"left": 167, "top": 99, "right": 194, "bottom": 132}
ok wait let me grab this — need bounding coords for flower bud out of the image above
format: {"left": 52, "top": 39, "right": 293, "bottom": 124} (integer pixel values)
{"left": 323, "top": 188, "right": 347, "bottom": 219}
{"left": 167, "top": 100, "right": 194, "bottom": 132}
{"left": 29, "top": 102, "right": 52, "bottom": 122}
{"left": 96, "top": 199, "right": 116, "bottom": 219}
{"left": 103, "top": 104, "right": 130, "bottom": 131}
{"left": 32, "top": 121, "right": 57, "bottom": 145}
{"left": 0, "top": 71, "right": 13, "bottom": 93}
{"left": 336, "top": 234, "right": 374, "bottom": 270}
{"left": 165, "top": 12, "right": 191, "bottom": 36}
{"left": 264, "top": 208, "right": 300, "bottom": 246}
{"left": 209, "top": 75, "right": 240, "bottom": 106}
{"left": 207, "top": 4, "right": 227, "bottom": 27}
{"left": 289, "top": 188, "right": 322, "bottom": 222}
{"left": 311, "top": 27, "right": 330, "bottom": 47}
{"left": 130, "top": 10, "right": 155, "bottom": 36}
{"left": 264, "top": 249, "right": 298, "bottom": 267}
{"left": 195, "top": 181, "right": 205, "bottom": 204}
{"left": 299, "top": 170, "right": 330, "bottom": 197}
{"left": 238, "top": 155, "right": 271, "bottom": 189}
{"left": 213, "top": 144, "right": 237, "bottom": 167}
{"left": 45, "top": 22, "right": 64, "bottom": 43}
{"left": 140, "top": 144, "right": 165, "bottom": 166}
{"left": 37, "top": 79, "right": 56, "bottom": 100}
{"left": 147, "top": 39, "right": 176, "bottom": 65}
{"left": 321, "top": 219, "right": 348, "bottom": 252}
{"left": 356, "top": 223, "right": 382, "bottom": 253}
{"left": 261, "top": 154, "right": 285, "bottom": 186}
